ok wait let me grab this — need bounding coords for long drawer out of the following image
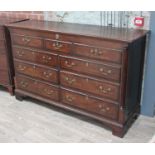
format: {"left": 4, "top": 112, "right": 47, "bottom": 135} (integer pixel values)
{"left": 73, "top": 43, "right": 122, "bottom": 64}
{"left": 13, "top": 46, "right": 58, "bottom": 67}
{"left": 0, "top": 54, "right": 8, "bottom": 70}
{"left": 60, "top": 55, "right": 121, "bottom": 82}
{"left": 14, "top": 60, "right": 58, "bottom": 84}
{"left": 16, "top": 74, "right": 59, "bottom": 101}
{"left": 61, "top": 88, "right": 119, "bottom": 120}
{"left": 45, "top": 39, "right": 72, "bottom": 53}
{"left": 60, "top": 71, "right": 120, "bottom": 101}
{"left": 12, "top": 34, "right": 43, "bottom": 49}
{"left": 0, "top": 70, "right": 9, "bottom": 85}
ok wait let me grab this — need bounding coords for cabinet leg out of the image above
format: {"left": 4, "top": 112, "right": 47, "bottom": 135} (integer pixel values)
{"left": 7, "top": 86, "right": 14, "bottom": 96}
{"left": 112, "top": 126, "right": 125, "bottom": 138}
{"left": 15, "top": 93, "right": 25, "bottom": 101}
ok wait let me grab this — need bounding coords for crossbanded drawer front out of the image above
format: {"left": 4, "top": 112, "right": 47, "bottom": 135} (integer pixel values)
{"left": 0, "top": 70, "right": 9, "bottom": 85}
{"left": 73, "top": 43, "right": 122, "bottom": 64}
{"left": 0, "top": 54, "right": 8, "bottom": 70}
{"left": 16, "top": 75, "right": 59, "bottom": 101}
{"left": 12, "top": 34, "right": 43, "bottom": 48}
{"left": 0, "top": 40, "right": 6, "bottom": 49}
{"left": 61, "top": 88, "right": 118, "bottom": 120}
{"left": 13, "top": 47, "right": 58, "bottom": 67}
{"left": 60, "top": 71, "right": 120, "bottom": 101}
{"left": 14, "top": 60, "right": 58, "bottom": 84}
{"left": 45, "top": 39, "right": 72, "bottom": 53}
{"left": 60, "top": 56, "right": 121, "bottom": 82}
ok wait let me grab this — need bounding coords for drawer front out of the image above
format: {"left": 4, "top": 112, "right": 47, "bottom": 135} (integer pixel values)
{"left": 73, "top": 43, "right": 122, "bottom": 64}
{"left": 13, "top": 47, "right": 58, "bottom": 67}
{"left": 0, "top": 70, "right": 9, "bottom": 85}
{"left": 14, "top": 61, "right": 58, "bottom": 84}
{"left": 61, "top": 88, "right": 118, "bottom": 120}
{"left": 12, "top": 35, "right": 43, "bottom": 48}
{"left": 0, "top": 54, "right": 8, "bottom": 70}
{"left": 60, "top": 56, "right": 121, "bottom": 82}
{"left": 0, "top": 40, "right": 6, "bottom": 49}
{"left": 45, "top": 39, "right": 72, "bottom": 53}
{"left": 60, "top": 71, "right": 120, "bottom": 101}
{"left": 16, "top": 75, "right": 59, "bottom": 101}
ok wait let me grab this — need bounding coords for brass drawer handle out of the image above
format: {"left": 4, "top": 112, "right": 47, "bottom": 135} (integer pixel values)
{"left": 17, "top": 65, "right": 26, "bottom": 71}
{"left": 99, "top": 68, "right": 112, "bottom": 75}
{"left": 43, "top": 71, "right": 53, "bottom": 78}
{"left": 64, "top": 77, "right": 76, "bottom": 85}
{"left": 22, "top": 37, "right": 31, "bottom": 44}
{"left": 64, "top": 60, "right": 76, "bottom": 68}
{"left": 66, "top": 95, "right": 75, "bottom": 102}
{"left": 44, "top": 88, "right": 54, "bottom": 95}
{"left": 53, "top": 41, "right": 63, "bottom": 49}
{"left": 99, "top": 86, "right": 111, "bottom": 94}
{"left": 42, "top": 55, "right": 52, "bottom": 63}
{"left": 90, "top": 48, "right": 103, "bottom": 56}
{"left": 20, "top": 81, "right": 28, "bottom": 88}
{"left": 17, "top": 51, "right": 24, "bottom": 57}
{"left": 98, "top": 104, "right": 110, "bottom": 113}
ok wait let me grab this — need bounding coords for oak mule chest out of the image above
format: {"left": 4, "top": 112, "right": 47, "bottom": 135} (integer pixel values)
{"left": 8, "top": 20, "right": 148, "bottom": 137}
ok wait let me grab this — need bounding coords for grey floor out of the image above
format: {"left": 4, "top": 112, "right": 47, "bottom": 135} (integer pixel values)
{"left": 0, "top": 88, "right": 155, "bottom": 143}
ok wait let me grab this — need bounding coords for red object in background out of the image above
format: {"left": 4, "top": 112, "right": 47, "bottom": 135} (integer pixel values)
{"left": 134, "top": 17, "right": 144, "bottom": 27}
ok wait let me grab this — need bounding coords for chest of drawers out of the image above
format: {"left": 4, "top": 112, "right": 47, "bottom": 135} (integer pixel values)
{"left": 0, "top": 17, "right": 28, "bottom": 95}
{"left": 8, "top": 20, "right": 148, "bottom": 137}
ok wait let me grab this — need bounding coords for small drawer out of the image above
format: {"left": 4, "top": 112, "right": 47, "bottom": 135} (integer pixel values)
{"left": 0, "top": 69, "right": 9, "bottom": 85}
{"left": 13, "top": 47, "right": 58, "bottom": 67}
{"left": 12, "top": 34, "right": 43, "bottom": 49}
{"left": 61, "top": 88, "right": 118, "bottom": 120}
{"left": 60, "top": 56, "right": 121, "bottom": 82}
{"left": 14, "top": 60, "right": 58, "bottom": 84}
{"left": 73, "top": 43, "right": 122, "bottom": 64}
{"left": 60, "top": 71, "right": 120, "bottom": 101}
{"left": 0, "top": 54, "right": 8, "bottom": 70}
{"left": 0, "top": 40, "right": 6, "bottom": 49}
{"left": 16, "top": 75, "right": 59, "bottom": 101}
{"left": 45, "top": 39, "right": 72, "bottom": 53}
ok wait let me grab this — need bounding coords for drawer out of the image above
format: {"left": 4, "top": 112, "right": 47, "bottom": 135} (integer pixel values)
{"left": 14, "top": 60, "right": 58, "bottom": 84}
{"left": 61, "top": 88, "right": 118, "bottom": 120}
{"left": 0, "top": 40, "right": 6, "bottom": 49}
{"left": 13, "top": 47, "right": 58, "bottom": 67}
{"left": 73, "top": 43, "right": 122, "bottom": 64}
{"left": 0, "top": 70, "right": 9, "bottom": 85}
{"left": 60, "top": 56, "right": 121, "bottom": 82}
{"left": 16, "top": 75, "right": 59, "bottom": 101}
{"left": 45, "top": 39, "right": 72, "bottom": 53}
{"left": 0, "top": 54, "right": 8, "bottom": 70}
{"left": 60, "top": 71, "right": 120, "bottom": 101}
{"left": 12, "top": 34, "right": 43, "bottom": 48}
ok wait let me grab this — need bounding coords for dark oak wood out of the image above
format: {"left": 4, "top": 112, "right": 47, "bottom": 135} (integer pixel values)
{"left": 7, "top": 20, "right": 148, "bottom": 137}
{"left": 14, "top": 60, "right": 58, "bottom": 84}
{"left": 13, "top": 46, "right": 58, "bottom": 67}
{"left": 60, "top": 55, "right": 121, "bottom": 82}
{"left": 0, "top": 17, "right": 28, "bottom": 95}
{"left": 16, "top": 74, "right": 59, "bottom": 101}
